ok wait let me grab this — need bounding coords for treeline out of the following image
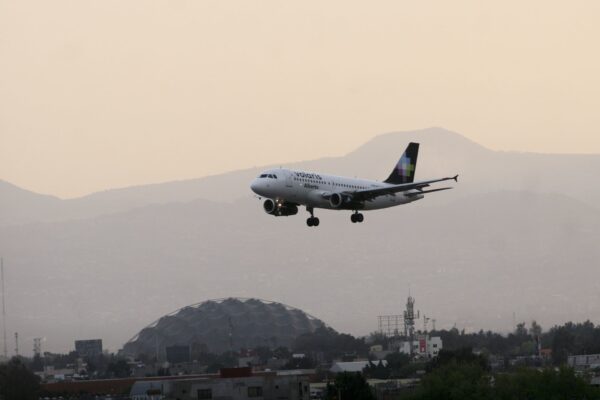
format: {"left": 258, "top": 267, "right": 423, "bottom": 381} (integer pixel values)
{"left": 324, "top": 349, "right": 600, "bottom": 400}
{"left": 366, "top": 320, "right": 600, "bottom": 365}
{"left": 286, "top": 321, "right": 600, "bottom": 367}
{"left": 406, "top": 348, "right": 600, "bottom": 400}
{"left": 435, "top": 320, "right": 600, "bottom": 364}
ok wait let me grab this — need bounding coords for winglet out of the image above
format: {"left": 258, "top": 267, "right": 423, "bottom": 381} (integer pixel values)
{"left": 453, "top": 174, "right": 459, "bottom": 182}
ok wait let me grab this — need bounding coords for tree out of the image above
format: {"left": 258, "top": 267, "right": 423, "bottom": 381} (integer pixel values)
{"left": 384, "top": 352, "right": 411, "bottom": 377}
{"left": 363, "top": 360, "right": 389, "bottom": 380}
{"left": 515, "top": 322, "right": 528, "bottom": 339}
{"left": 273, "top": 346, "right": 291, "bottom": 359}
{"left": 0, "top": 357, "right": 41, "bottom": 400}
{"left": 292, "top": 327, "right": 368, "bottom": 361}
{"left": 409, "top": 362, "right": 492, "bottom": 400}
{"left": 551, "top": 327, "right": 575, "bottom": 365}
{"left": 426, "top": 348, "right": 488, "bottom": 373}
{"left": 106, "top": 358, "right": 130, "bottom": 378}
{"left": 493, "top": 367, "right": 600, "bottom": 400}
{"left": 529, "top": 320, "right": 542, "bottom": 337}
{"left": 325, "top": 372, "right": 375, "bottom": 400}
{"left": 408, "top": 351, "right": 600, "bottom": 400}
{"left": 253, "top": 346, "right": 273, "bottom": 364}
{"left": 30, "top": 354, "right": 44, "bottom": 372}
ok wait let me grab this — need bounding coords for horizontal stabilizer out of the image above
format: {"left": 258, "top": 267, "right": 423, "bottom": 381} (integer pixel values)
{"left": 406, "top": 187, "right": 453, "bottom": 197}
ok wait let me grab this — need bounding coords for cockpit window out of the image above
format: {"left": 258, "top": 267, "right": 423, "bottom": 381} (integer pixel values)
{"left": 259, "top": 174, "right": 267, "bottom": 178}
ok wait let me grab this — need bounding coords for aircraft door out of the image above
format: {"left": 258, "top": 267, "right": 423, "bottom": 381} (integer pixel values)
{"left": 285, "top": 172, "right": 298, "bottom": 198}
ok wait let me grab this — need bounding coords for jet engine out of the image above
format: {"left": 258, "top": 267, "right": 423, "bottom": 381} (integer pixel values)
{"left": 263, "top": 199, "right": 298, "bottom": 216}
{"left": 329, "top": 192, "right": 352, "bottom": 208}
{"left": 263, "top": 199, "right": 277, "bottom": 214}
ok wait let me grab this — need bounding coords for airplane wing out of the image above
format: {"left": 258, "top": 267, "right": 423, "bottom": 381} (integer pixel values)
{"left": 351, "top": 175, "right": 458, "bottom": 201}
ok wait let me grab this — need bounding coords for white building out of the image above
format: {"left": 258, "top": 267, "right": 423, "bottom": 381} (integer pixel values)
{"left": 568, "top": 354, "right": 600, "bottom": 371}
{"left": 329, "top": 360, "right": 387, "bottom": 373}
{"left": 395, "top": 335, "right": 442, "bottom": 359}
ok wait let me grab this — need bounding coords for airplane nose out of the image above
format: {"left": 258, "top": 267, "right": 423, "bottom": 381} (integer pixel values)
{"left": 250, "top": 180, "right": 260, "bottom": 193}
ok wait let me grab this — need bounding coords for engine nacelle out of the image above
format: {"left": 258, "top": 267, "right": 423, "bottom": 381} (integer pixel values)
{"left": 263, "top": 199, "right": 277, "bottom": 214}
{"left": 329, "top": 192, "right": 352, "bottom": 208}
{"left": 263, "top": 199, "right": 298, "bottom": 216}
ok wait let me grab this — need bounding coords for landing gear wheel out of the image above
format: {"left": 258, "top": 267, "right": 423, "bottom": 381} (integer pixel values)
{"left": 306, "top": 207, "right": 319, "bottom": 227}
{"left": 351, "top": 212, "right": 364, "bottom": 223}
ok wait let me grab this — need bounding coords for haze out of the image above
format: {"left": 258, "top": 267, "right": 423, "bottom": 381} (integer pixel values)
{"left": 1, "top": 128, "right": 600, "bottom": 354}
{"left": 1, "top": 1, "right": 600, "bottom": 198}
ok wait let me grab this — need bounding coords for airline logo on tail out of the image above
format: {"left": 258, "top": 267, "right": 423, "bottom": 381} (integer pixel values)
{"left": 384, "top": 142, "right": 419, "bottom": 184}
{"left": 397, "top": 155, "right": 415, "bottom": 179}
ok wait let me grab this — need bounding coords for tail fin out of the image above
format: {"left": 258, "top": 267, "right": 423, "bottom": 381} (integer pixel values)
{"left": 384, "top": 142, "right": 419, "bottom": 184}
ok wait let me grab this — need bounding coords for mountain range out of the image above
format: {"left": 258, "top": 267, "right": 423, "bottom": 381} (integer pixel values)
{"left": 0, "top": 127, "right": 598, "bottom": 354}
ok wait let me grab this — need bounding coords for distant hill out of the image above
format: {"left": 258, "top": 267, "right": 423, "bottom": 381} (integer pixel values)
{"left": 1, "top": 188, "right": 598, "bottom": 353}
{"left": 2, "top": 127, "right": 599, "bottom": 226}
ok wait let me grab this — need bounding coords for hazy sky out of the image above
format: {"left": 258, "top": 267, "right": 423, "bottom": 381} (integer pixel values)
{"left": 1, "top": 0, "right": 599, "bottom": 198}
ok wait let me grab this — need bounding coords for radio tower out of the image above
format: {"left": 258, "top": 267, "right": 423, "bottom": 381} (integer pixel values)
{"left": 403, "top": 294, "right": 419, "bottom": 356}
{"left": 1, "top": 258, "right": 7, "bottom": 360}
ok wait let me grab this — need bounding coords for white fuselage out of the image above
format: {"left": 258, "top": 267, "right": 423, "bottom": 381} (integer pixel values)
{"left": 250, "top": 168, "right": 423, "bottom": 211}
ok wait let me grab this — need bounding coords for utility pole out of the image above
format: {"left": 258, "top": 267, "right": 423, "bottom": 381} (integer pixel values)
{"left": 228, "top": 317, "right": 234, "bottom": 353}
{"left": 1, "top": 258, "right": 7, "bottom": 360}
{"left": 15, "top": 332, "right": 19, "bottom": 357}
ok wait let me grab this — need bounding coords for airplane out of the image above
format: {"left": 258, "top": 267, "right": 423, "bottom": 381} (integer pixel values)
{"left": 250, "top": 142, "right": 458, "bottom": 227}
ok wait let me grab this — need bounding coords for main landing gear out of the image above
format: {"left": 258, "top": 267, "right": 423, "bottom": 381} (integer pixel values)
{"left": 351, "top": 211, "right": 364, "bottom": 223}
{"left": 306, "top": 207, "right": 320, "bottom": 227}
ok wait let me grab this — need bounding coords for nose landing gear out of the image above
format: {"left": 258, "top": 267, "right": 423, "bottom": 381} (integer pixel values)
{"left": 351, "top": 212, "right": 364, "bottom": 223}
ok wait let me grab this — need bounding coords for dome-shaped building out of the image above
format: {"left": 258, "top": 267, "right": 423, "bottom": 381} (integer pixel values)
{"left": 122, "top": 298, "right": 327, "bottom": 358}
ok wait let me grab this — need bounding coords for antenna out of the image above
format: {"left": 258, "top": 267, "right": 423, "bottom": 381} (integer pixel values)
{"left": 1, "top": 258, "right": 7, "bottom": 360}
{"left": 14, "top": 332, "right": 19, "bottom": 357}
{"left": 34, "top": 338, "right": 42, "bottom": 357}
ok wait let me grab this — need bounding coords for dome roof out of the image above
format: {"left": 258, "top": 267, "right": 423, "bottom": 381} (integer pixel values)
{"left": 122, "top": 298, "right": 327, "bottom": 357}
